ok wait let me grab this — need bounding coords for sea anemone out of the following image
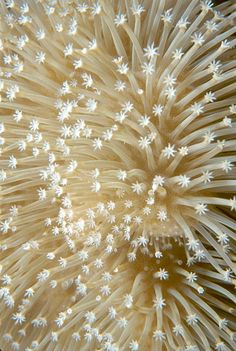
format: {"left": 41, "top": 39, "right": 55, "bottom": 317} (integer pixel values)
{"left": 0, "top": 0, "right": 236, "bottom": 350}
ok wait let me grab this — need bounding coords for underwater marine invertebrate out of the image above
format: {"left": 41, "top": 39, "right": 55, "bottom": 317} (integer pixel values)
{"left": 0, "top": 0, "right": 236, "bottom": 350}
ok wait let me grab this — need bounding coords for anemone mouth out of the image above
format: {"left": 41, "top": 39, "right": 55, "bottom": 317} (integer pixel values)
{"left": 0, "top": 0, "right": 236, "bottom": 350}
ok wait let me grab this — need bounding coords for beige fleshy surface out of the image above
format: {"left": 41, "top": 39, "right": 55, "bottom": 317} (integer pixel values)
{"left": 0, "top": 1, "right": 236, "bottom": 350}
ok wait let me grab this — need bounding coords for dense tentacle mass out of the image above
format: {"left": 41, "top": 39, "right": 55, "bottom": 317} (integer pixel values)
{"left": 0, "top": 0, "right": 236, "bottom": 350}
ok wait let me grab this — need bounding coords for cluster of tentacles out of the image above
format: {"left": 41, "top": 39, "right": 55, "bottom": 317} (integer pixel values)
{"left": 0, "top": 1, "right": 236, "bottom": 350}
